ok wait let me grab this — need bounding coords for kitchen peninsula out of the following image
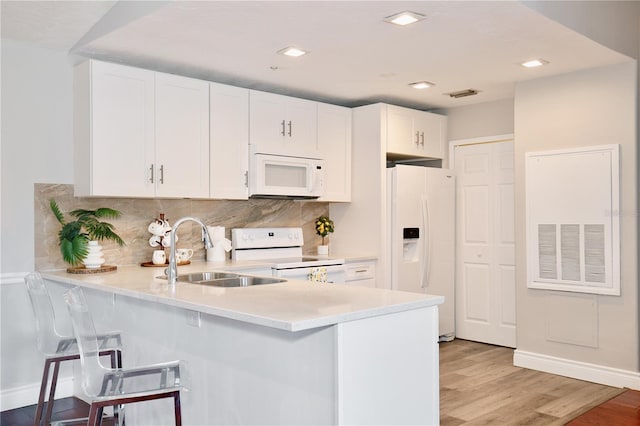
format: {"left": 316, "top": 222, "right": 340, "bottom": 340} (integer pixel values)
{"left": 42, "top": 263, "right": 443, "bottom": 426}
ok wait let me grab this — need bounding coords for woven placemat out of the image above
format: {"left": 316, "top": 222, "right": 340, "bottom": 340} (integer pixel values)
{"left": 66, "top": 265, "right": 117, "bottom": 274}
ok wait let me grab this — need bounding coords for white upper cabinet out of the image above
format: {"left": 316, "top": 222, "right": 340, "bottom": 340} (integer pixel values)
{"left": 210, "top": 82, "right": 249, "bottom": 200}
{"left": 317, "top": 103, "right": 352, "bottom": 202}
{"left": 155, "top": 72, "right": 210, "bottom": 198}
{"left": 386, "top": 104, "right": 446, "bottom": 159}
{"left": 249, "top": 90, "right": 318, "bottom": 158}
{"left": 75, "top": 60, "right": 156, "bottom": 197}
{"left": 74, "top": 60, "right": 209, "bottom": 198}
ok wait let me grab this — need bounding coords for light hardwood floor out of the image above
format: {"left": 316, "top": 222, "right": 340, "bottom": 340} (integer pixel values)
{"left": 440, "top": 339, "right": 625, "bottom": 425}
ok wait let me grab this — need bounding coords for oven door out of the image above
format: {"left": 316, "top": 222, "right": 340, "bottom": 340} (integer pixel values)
{"left": 274, "top": 264, "right": 346, "bottom": 284}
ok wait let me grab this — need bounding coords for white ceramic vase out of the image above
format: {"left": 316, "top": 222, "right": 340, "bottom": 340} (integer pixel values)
{"left": 83, "top": 240, "right": 106, "bottom": 269}
{"left": 317, "top": 245, "right": 329, "bottom": 256}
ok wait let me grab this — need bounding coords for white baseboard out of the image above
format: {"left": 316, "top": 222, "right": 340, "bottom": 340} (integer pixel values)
{"left": 0, "top": 377, "right": 74, "bottom": 411}
{"left": 514, "top": 349, "right": 640, "bottom": 390}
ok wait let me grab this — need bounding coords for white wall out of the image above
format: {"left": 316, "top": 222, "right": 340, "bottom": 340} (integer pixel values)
{"left": 440, "top": 98, "right": 514, "bottom": 142}
{"left": 0, "top": 39, "right": 76, "bottom": 408}
{"left": 1, "top": 39, "right": 75, "bottom": 273}
{"left": 513, "top": 61, "right": 638, "bottom": 383}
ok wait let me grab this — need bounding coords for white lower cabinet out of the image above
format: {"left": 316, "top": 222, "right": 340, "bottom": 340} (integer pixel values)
{"left": 345, "top": 260, "right": 376, "bottom": 288}
{"left": 209, "top": 83, "right": 249, "bottom": 199}
{"left": 74, "top": 60, "right": 210, "bottom": 198}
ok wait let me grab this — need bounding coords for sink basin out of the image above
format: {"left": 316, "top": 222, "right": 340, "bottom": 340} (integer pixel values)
{"left": 172, "top": 272, "right": 286, "bottom": 287}
{"left": 198, "top": 276, "right": 286, "bottom": 287}
{"left": 177, "top": 272, "right": 239, "bottom": 283}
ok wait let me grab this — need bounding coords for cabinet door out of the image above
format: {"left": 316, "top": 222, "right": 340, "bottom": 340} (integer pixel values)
{"left": 210, "top": 83, "right": 249, "bottom": 200}
{"left": 249, "top": 90, "right": 287, "bottom": 155}
{"left": 285, "top": 97, "right": 318, "bottom": 157}
{"left": 155, "top": 72, "right": 210, "bottom": 198}
{"left": 318, "top": 103, "right": 351, "bottom": 202}
{"left": 416, "top": 112, "right": 446, "bottom": 159}
{"left": 88, "top": 61, "right": 155, "bottom": 197}
{"left": 250, "top": 90, "right": 318, "bottom": 158}
{"left": 345, "top": 261, "right": 376, "bottom": 288}
{"left": 386, "top": 105, "right": 420, "bottom": 157}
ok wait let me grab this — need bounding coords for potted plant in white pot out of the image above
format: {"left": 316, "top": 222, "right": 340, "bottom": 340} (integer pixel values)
{"left": 314, "top": 215, "right": 334, "bottom": 256}
{"left": 50, "top": 199, "right": 125, "bottom": 270}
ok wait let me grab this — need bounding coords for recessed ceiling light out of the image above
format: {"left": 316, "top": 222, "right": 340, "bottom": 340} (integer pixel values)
{"left": 384, "top": 11, "right": 425, "bottom": 26}
{"left": 278, "top": 47, "right": 308, "bottom": 57}
{"left": 521, "top": 59, "right": 549, "bottom": 68}
{"left": 409, "top": 81, "right": 434, "bottom": 89}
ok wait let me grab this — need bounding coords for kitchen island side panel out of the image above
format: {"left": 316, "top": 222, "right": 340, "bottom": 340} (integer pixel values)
{"left": 336, "top": 306, "right": 440, "bottom": 425}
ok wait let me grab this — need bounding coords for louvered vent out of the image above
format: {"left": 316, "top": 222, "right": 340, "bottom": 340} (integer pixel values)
{"left": 537, "top": 224, "right": 557, "bottom": 279}
{"left": 536, "top": 223, "right": 607, "bottom": 284}
{"left": 584, "top": 224, "right": 605, "bottom": 283}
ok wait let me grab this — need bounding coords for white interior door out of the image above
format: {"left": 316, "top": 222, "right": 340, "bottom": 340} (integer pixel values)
{"left": 453, "top": 140, "right": 515, "bottom": 347}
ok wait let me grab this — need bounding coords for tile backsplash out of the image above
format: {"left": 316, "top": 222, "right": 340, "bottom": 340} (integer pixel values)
{"left": 35, "top": 184, "right": 329, "bottom": 270}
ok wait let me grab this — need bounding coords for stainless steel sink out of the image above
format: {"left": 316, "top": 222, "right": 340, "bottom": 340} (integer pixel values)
{"left": 198, "top": 276, "right": 287, "bottom": 287}
{"left": 176, "top": 272, "right": 239, "bottom": 283}
{"left": 173, "top": 272, "right": 286, "bottom": 287}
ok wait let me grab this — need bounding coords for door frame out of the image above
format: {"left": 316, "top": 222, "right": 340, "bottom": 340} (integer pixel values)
{"left": 449, "top": 133, "right": 516, "bottom": 346}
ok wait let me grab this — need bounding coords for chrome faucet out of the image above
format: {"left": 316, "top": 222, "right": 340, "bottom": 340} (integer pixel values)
{"left": 165, "top": 217, "right": 214, "bottom": 285}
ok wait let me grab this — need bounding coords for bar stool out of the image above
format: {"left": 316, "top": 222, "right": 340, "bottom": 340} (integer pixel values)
{"left": 24, "top": 272, "right": 122, "bottom": 426}
{"left": 63, "top": 286, "right": 185, "bottom": 426}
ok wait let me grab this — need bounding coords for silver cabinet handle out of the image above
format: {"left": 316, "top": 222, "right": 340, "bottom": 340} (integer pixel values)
{"left": 281, "top": 120, "right": 286, "bottom": 136}
{"left": 415, "top": 131, "right": 420, "bottom": 145}
{"left": 288, "top": 120, "right": 292, "bottom": 137}
{"left": 160, "top": 165, "right": 164, "bottom": 184}
{"left": 149, "top": 164, "right": 154, "bottom": 183}
{"left": 420, "top": 132, "right": 425, "bottom": 146}
{"left": 244, "top": 170, "right": 248, "bottom": 187}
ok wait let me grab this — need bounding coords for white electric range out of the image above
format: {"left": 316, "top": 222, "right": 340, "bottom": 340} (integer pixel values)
{"left": 231, "top": 227, "right": 345, "bottom": 283}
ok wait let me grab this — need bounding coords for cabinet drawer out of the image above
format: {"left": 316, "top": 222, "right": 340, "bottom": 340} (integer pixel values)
{"left": 345, "top": 262, "right": 375, "bottom": 281}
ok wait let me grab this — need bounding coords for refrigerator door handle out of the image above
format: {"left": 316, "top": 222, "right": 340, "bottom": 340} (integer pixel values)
{"left": 421, "top": 196, "right": 432, "bottom": 288}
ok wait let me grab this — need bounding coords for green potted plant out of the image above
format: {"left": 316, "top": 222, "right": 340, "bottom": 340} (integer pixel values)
{"left": 314, "top": 215, "right": 334, "bottom": 256}
{"left": 50, "top": 199, "right": 125, "bottom": 268}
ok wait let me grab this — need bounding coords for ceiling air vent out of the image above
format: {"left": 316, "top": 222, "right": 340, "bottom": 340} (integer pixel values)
{"left": 447, "top": 89, "right": 479, "bottom": 98}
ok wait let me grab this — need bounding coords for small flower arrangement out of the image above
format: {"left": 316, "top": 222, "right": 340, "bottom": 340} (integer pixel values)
{"left": 315, "top": 215, "right": 334, "bottom": 245}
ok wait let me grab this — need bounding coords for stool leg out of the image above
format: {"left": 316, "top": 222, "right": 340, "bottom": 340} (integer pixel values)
{"left": 44, "top": 360, "right": 61, "bottom": 425}
{"left": 34, "top": 359, "right": 52, "bottom": 426}
{"left": 88, "top": 404, "right": 101, "bottom": 426}
{"left": 174, "top": 391, "right": 182, "bottom": 426}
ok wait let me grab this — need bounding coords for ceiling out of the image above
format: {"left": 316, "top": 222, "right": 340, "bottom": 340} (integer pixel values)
{"left": 1, "top": 1, "right": 631, "bottom": 110}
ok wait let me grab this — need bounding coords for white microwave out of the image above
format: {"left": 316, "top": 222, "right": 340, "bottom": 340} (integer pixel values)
{"left": 249, "top": 153, "right": 325, "bottom": 199}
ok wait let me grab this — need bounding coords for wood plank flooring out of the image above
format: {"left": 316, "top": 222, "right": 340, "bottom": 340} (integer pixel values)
{"left": 440, "top": 339, "right": 627, "bottom": 425}
{"left": 2, "top": 339, "right": 636, "bottom": 425}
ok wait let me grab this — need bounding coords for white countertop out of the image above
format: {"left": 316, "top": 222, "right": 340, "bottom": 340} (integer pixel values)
{"left": 42, "top": 261, "right": 442, "bottom": 332}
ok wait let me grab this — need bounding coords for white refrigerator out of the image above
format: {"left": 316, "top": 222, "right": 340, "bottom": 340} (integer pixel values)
{"left": 387, "top": 165, "right": 456, "bottom": 341}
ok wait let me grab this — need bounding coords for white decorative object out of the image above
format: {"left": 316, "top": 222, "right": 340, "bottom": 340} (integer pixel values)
{"left": 83, "top": 241, "right": 106, "bottom": 269}
{"left": 317, "top": 245, "right": 329, "bottom": 256}
{"left": 152, "top": 250, "right": 166, "bottom": 265}
{"left": 206, "top": 226, "right": 232, "bottom": 262}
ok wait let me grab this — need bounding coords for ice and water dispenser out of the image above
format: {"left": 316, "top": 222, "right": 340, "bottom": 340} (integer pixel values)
{"left": 403, "top": 227, "right": 420, "bottom": 262}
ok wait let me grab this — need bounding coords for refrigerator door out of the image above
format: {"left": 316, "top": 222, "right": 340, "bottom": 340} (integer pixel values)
{"left": 389, "top": 165, "right": 456, "bottom": 339}
{"left": 423, "top": 167, "right": 456, "bottom": 339}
